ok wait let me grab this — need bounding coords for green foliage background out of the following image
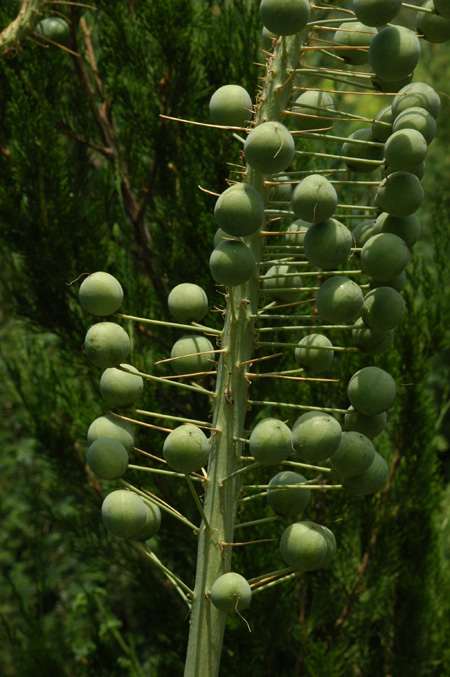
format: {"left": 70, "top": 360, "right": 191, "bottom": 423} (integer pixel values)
{"left": 1, "top": 1, "right": 450, "bottom": 675}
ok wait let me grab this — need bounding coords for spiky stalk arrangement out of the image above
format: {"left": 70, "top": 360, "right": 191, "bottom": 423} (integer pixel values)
{"left": 77, "top": 2, "right": 448, "bottom": 676}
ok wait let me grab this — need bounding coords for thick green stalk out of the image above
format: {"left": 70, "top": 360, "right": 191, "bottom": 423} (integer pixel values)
{"left": 183, "top": 33, "right": 303, "bottom": 677}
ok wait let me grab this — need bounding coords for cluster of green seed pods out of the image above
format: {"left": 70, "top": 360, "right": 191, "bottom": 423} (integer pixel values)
{"left": 76, "top": 1, "right": 447, "bottom": 669}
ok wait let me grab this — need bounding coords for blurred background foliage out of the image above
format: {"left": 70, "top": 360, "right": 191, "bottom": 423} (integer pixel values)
{"left": 1, "top": 1, "right": 450, "bottom": 675}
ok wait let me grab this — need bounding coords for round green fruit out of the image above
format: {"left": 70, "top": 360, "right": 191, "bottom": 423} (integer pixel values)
{"left": 87, "top": 414, "right": 135, "bottom": 451}
{"left": 249, "top": 418, "right": 293, "bottom": 466}
{"left": 374, "top": 172, "right": 425, "bottom": 217}
{"left": 371, "top": 105, "right": 393, "bottom": 143}
{"left": 267, "top": 471, "right": 311, "bottom": 516}
{"left": 133, "top": 500, "right": 161, "bottom": 541}
{"left": 284, "top": 219, "right": 311, "bottom": 247}
{"left": 392, "top": 82, "right": 441, "bottom": 119}
{"left": 170, "top": 335, "right": 215, "bottom": 375}
{"left": 101, "top": 490, "right": 147, "bottom": 539}
{"left": 214, "top": 183, "right": 264, "bottom": 237}
{"left": 417, "top": 0, "right": 450, "bottom": 43}
{"left": 100, "top": 364, "right": 144, "bottom": 408}
{"left": 371, "top": 71, "right": 414, "bottom": 94}
{"left": 373, "top": 212, "right": 421, "bottom": 248}
{"left": 434, "top": 0, "right": 450, "bottom": 18}
{"left": 87, "top": 438, "right": 129, "bottom": 480}
{"left": 343, "top": 450, "right": 388, "bottom": 495}
{"left": 352, "top": 219, "right": 376, "bottom": 248}
{"left": 263, "top": 264, "right": 303, "bottom": 303}
{"left": 341, "top": 128, "right": 384, "bottom": 174}
{"left": 303, "top": 218, "right": 352, "bottom": 269}
{"left": 294, "top": 334, "right": 334, "bottom": 374}
{"left": 329, "top": 431, "right": 375, "bottom": 478}
{"left": 291, "top": 90, "right": 336, "bottom": 132}
{"left": 213, "top": 228, "right": 235, "bottom": 248}
{"left": 361, "top": 286, "right": 406, "bottom": 331}
{"left": 393, "top": 107, "right": 437, "bottom": 145}
{"left": 348, "top": 366, "right": 396, "bottom": 416}
{"left": 210, "top": 572, "right": 252, "bottom": 613}
{"left": 353, "top": 0, "right": 402, "bottom": 26}
{"left": 292, "top": 411, "right": 342, "bottom": 463}
{"left": 352, "top": 318, "right": 394, "bottom": 355}
{"left": 279, "top": 521, "right": 333, "bottom": 571}
{"left": 260, "top": 0, "right": 310, "bottom": 36}
{"left": 315, "top": 276, "right": 364, "bottom": 323}
{"left": 344, "top": 406, "right": 387, "bottom": 440}
{"left": 168, "top": 283, "right": 209, "bottom": 324}
{"left": 291, "top": 174, "right": 337, "bottom": 223}
{"left": 209, "top": 84, "right": 252, "bottom": 127}
{"left": 209, "top": 240, "right": 256, "bottom": 286}
{"left": 36, "top": 17, "right": 70, "bottom": 45}
{"left": 333, "top": 21, "right": 377, "bottom": 65}
{"left": 79, "top": 272, "right": 124, "bottom": 316}
{"left": 361, "top": 233, "right": 409, "bottom": 281}
{"left": 244, "top": 121, "right": 295, "bottom": 174}
{"left": 369, "top": 25, "right": 420, "bottom": 82}
{"left": 269, "top": 174, "right": 293, "bottom": 203}
{"left": 84, "top": 322, "right": 130, "bottom": 369}
{"left": 163, "top": 424, "right": 210, "bottom": 474}
{"left": 371, "top": 270, "right": 406, "bottom": 292}
{"left": 384, "top": 128, "right": 428, "bottom": 172}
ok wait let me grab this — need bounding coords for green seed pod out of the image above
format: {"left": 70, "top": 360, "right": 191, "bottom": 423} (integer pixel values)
{"left": 244, "top": 121, "right": 295, "bottom": 174}
{"left": 163, "top": 424, "right": 210, "bottom": 474}
{"left": 262, "top": 26, "right": 278, "bottom": 50}
{"left": 101, "top": 490, "right": 147, "bottom": 539}
{"left": 84, "top": 322, "right": 130, "bottom": 369}
{"left": 384, "top": 128, "right": 428, "bottom": 172}
{"left": 303, "top": 218, "right": 352, "bottom": 270}
{"left": 344, "top": 406, "right": 387, "bottom": 440}
{"left": 210, "top": 572, "right": 252, "bottom": 613}
{"left": 434, "top": 0, "right": 450, "bottom": 18}
{"left": 361, "top": 287, "right": 406, "bottom": 331}
{"left": 213, "top": 228, "right": 236, "bottom": 248}
{"left": 100, "top": 364, "right": 144, "bottom": 408}
{"left": 341, "top": 128, "right": 384, "bottom": 174}
{"left": 361, "top": 233, "right": 409, "bottom": 281}
{"left": 292, "top": 411, "right": 342, "bottom": 463}
{"left": 333, "top": 21, "right": 377, "bottom": 65}
{"left": 36, "top": 17, "right": 70, "bottom": 45}
{"left": 87, "top": 414, "right": 135, "bottom": 451}
{"left": 267, "top": 471, "right": 311, "bottom": 516}
{"left": 79, "top": 271, "right": 124, "bottom": 316}
{"left": 279, "top": 521, "right": 330, "bottom": 571}
{"left": 352, "top": 317, "right": 394, "bottom": 355}
{"left": 269, "top": 174, "right": 293, "bottom": 203}
{"left": 392, "top": 82, "right": 441, "bottom": 119}
{"left": 294, "top": 334, "right": 334, "bottom": 374}
{"left": 291, "top": 174, "right": 337, "bottom": 223}
{"left": 133, "top": 500, "right": 161, "bottom": 541}
{"left": 369, "top": 25, "right": 421, "bottom": 82}
{"left": 209, "top": 240, "right": 256, "bottom": 286}
{"left": 87, "top": 438, "right": 129, "bottom": 480}
{"left": 371, "top": 270, "right": 406, "bottom": 293}
{"left": 170, "top": 335, "right": 215, "bottom": 375}
{"left": 168, "top": 283, "right": 209, "bottom": 324}
{"left": 352, "top": 219, "right": 376, "bottom": 248}
{"left": 392, "top": 107, "right": 437, "bottom": 145}
{"left": 249, "top": 418, "right": 293, "bottom": 466}
{"left": 348, "top": 366, "right": 396, "bottom": 416}
{"left": 260, "top": 0, "right": 310, "bottom": 36}
{"left": 316, "top": 275, "right": 364, "bottom": 324}
{"left": 285, "top": 219, "right": 311, "bottom": 246}
{"left": 371, "top": 105, "right": 393, "bottom": 143}
{"left": 371, "top": 71, "right": 414, "bottom": 94}
{"left": 317, "top": 525, "right": 337, "bottom": 568}
{"left": 374, "top": 172, "right": 425, "bottom": 217}
{"left": 353, "top": 0, "right": 402, "bottom": 26}
{"left": 329, "top": 431, "right": 375, "bottom": 478}
{"left": 343, "top": 451, "right": 389, "bottom": 495}
{"left": 417, "top": 0, "right": 450, "bottom": 43}
{"left": 291, "top": 90, "right": 336, "bottom": 132}
{"left": 209, "top": 84, "right": 252, "bottom": 127}
{"left": 373, "top": 212, "right": 421, "bottom": 248}
{"left": 263, "top": 264, "right": 303, "bottom": 303}
{"left": 214, "top": 183, "right": 264, "bottom": 237}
